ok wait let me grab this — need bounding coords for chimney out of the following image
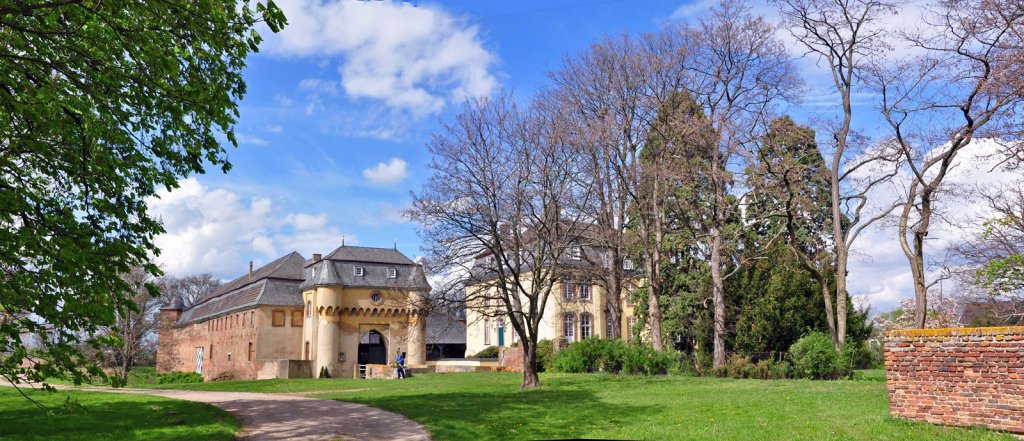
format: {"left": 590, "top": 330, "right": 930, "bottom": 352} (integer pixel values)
{"left": 248, "top": 260, "right": 253, "bottom": 279}
{"left": 313, "top": 253, "right": 322, "bottom": 262}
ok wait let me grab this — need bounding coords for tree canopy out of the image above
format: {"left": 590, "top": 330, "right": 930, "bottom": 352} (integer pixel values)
{"left": 0, "top": 0, "right": 285, "bottom": 390}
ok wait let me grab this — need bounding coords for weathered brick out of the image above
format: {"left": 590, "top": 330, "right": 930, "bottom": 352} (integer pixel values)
{"left": 885, "top": 326, "right": 1024, "bottom": 435}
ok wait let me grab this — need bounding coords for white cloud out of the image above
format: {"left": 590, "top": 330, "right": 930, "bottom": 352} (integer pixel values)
{"left": 149, "top": 178, "right": 349, "bottom": 279}
{"left": 273, "top": 93, "right": 294, "bottom": 107}
{"left": 670, "top": 0, "right": 718, "bottom": 20}
{"left": 361, "top": 157, "right": 409, "bottom": 186}
{"left": 846, "top": 139, "right": 1022, "bottom": 311}
{"left": 264, "top": 124, "right": 284, "bottom": 133}
{"left": 265, "top": 0, "right": 498, "bottom": 115}
{"left": 236, "top": 133, "right": 269, "bottom": 146}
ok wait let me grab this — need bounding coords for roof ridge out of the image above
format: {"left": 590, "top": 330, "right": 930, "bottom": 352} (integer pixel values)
{"left": 186, "top": 251, "right": 305, "bottom": 310}
{"left": 266, "top": 251, "right": 305, "bottom": 279}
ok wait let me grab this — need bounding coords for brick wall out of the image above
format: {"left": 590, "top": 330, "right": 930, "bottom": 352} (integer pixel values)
{"left": 499, "top": 346, "right": 524, "bottom": 373}
{"left": 884, "top": 326, "right": 1024, "bottom": 434}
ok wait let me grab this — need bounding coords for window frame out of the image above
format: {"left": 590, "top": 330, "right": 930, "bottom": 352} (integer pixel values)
{"left": 354, "top": 266, "right": 365, "bottom": 277}
{"left": 563, "top": 313, "right": 575, "bottom": 343}
{"left": 579, "top": 282, "right": 591, "bottom": 301}
{"left": 484, "top": 318, "right": 491, "bottom": 345}
{"left": 387, "top": 267, "right": 397, "bottom": 279}
{"left": 562, "top": 280, "right": 574, "bottom": 301}
{"left": 271, "top": 310, "right": 286, "bottom": 327}
{"left": 290, "top": 310, "right": 303, "bottom": 327}
{"left": 580, "top": 313, "right": 592, "bottom": 340}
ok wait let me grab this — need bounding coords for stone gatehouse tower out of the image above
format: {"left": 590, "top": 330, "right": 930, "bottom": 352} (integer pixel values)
{"left": 156, "top": 244, "right": 431, "bottom": 380}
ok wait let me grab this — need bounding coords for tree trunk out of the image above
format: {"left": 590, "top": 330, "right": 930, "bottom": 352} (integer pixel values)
{"left": 818, "top": 273, "right": 838, "bottom": 347}
{"left": 606, "top": 264, "right": 622, "bottom": 339}
{"left": 711, "top": 231, "right": 726, "bottom": 368}
{"left": 831, "top": 105, "right": 850, "bottom": 350}
{"left": 834, "top": 243, "right": 848, "bottom": 348}
{"left": 521, "top": 342, "right": 540, "bottom": 388}
{"left": 899, "top": 181, "right": 932, "bottom": 329}
{"left": 646, "top": 263, "right": 664, "bottom": 350}
{"left": 911, "top": 230, "right": 928, "bottom": 328}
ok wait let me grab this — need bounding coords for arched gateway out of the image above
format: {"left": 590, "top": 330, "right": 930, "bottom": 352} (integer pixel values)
{"left": 358, "top": 330, "right": 388, "bottom": 365}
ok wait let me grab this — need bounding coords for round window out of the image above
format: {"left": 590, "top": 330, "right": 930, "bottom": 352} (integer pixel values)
{"left": 370, "top": 292, "right": 383, "bottom": 305}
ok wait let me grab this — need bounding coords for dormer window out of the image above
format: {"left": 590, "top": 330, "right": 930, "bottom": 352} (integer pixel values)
{"left": 387, "top": 268, "right": 397, "bottom": 279}
{"left": 623, "top": 259, "right": 634, "bottom": 271}
{"left": 570, "top": 246, "right": 582, "bottom": 260}
{"left": 354, "top": 266, "right": 365, "bottom": 277}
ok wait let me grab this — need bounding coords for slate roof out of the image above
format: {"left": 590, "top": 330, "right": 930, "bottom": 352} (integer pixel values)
{"left": 198, "top": 252, "right": 306, "bottom": 303}
{"left": 174, "top": 246, "right": 433, "bottom": 327}
{"left": 175, "top": 252, "right": 306, "bottom": 326}
{"left": 320, "top": 245, "right": 416, "bottom": 265}
{"left": 426, "top": 310, "right": 467, "bottom": 344}
{"left": 300, "top": 246, "right": 430, "bottom": 291}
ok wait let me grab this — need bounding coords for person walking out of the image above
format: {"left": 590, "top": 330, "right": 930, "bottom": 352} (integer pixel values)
{"left": 396, "top": 351, "right": 407, "bottom": 379}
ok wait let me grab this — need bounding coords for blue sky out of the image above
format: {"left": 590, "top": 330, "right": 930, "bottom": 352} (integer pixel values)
{"left": 149, "top": 0, "right": 1015, "bottom": 312}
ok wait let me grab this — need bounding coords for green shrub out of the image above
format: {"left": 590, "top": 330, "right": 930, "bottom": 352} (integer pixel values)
{"left": 789, "top": 332, "right": 850, "bottom": 380}
{"left": 551, "top": 344, "right": 589, "bottom": 373}
{"left": 318, "top": 366, "right": 331, "bottom": 379}
{"left": 620, "top": 343, "right": 678, "bottom": 375}
{"left": 535, "top": 339, "right": 554, "bottom": 372}
{"left": 156, "top": 372, "right": 203, "bottom": 384}
{"left": 712, "top": 355, "right": 792, "bottom": 379}
{"left": 472, "top": 346, "right": 499, "bottom": 358}
{"left": 552, "top": 338, "right": 625, "bottom": 374}
{"left": 550, "top": 338, "right": 678, "bottom": 375}
{"left": 768, "top": 360, "right": 791, "bottom": 379}
{"left": 866, "top": 340, "right": 885, "bottom": 369}
{"left": 840, "top": 340, "right": 875, "bottom": 369}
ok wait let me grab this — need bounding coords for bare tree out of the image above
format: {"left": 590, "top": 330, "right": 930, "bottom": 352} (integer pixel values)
{"left": 157, "top": 273, "right": 222, "bottom": 308}
{"left": 408, "top": 93, "right": 592, "bottom": 388}
{"left": 681, "top": 0, "right": 801, "bottom": 367}
{"left": 101, "top": 267, "right": 163, "bottom": 385}
{"left": 947, "top": 181, "right": 1024, "bottom": 323}
{"left": 545, "top": 32, "right": 686, "bottom": 347}
{"left": 773, "top": 0, "right": 902, "bottom": 347}
{"left": 871, "top": 0, "right": 1024, "bottom": 327}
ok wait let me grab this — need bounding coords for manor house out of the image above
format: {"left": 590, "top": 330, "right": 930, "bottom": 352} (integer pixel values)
{"left": 465, "top": 243, "right": 641, "bottom": 356}
{"left": 156, "top": 245, "right": 432, "bottom": 380}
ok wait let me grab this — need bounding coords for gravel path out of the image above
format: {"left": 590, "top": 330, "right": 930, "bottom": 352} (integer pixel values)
{"left": 5, "top": 382, "right": 430, "bottom": 441}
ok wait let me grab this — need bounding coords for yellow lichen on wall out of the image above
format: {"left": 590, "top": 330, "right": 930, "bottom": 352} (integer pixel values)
{"left": 885, "top": 326, "right": 1024, "bottom": 338}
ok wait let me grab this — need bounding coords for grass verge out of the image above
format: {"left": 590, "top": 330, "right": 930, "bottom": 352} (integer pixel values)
{"left": 0, "top": 387, "right": 237, "bottom": 440}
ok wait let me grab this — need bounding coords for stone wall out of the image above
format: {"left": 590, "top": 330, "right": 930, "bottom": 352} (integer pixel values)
{"left": 884, "top": 326, "right": 1024, "bottom": 434}
{"left": 364, "top": 363, "right": 398, "bottom": 379}
{"left": 257, "top": 359, "right": 313, "bottom": 379}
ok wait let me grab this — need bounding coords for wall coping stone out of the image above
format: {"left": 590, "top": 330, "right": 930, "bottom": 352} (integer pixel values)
{"left": 885, "top": 326, "right": 1024, "bottom": 338}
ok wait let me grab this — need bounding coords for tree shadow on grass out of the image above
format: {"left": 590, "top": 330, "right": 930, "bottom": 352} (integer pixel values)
{"left": 0, "top": 392, "right": 234, "bottom": 441}
{"left": 338, "top": 387, "right": 658, "bottom": 441}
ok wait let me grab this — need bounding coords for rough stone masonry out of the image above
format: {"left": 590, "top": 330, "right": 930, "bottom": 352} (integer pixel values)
{"left": 884, "top": 326, "right": 1024, "bottom": 434}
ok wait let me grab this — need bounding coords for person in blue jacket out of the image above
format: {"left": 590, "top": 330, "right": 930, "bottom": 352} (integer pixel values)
{"left": 396, "top": 351, "right": 406, "bottom": 379}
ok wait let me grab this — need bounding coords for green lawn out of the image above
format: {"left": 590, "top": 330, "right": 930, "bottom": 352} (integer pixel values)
{"left": 146, "top": 371, "right": 1016, "bottom": 441}
{"left": 0, "top": 387, "right": 237, "bottom": 441}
